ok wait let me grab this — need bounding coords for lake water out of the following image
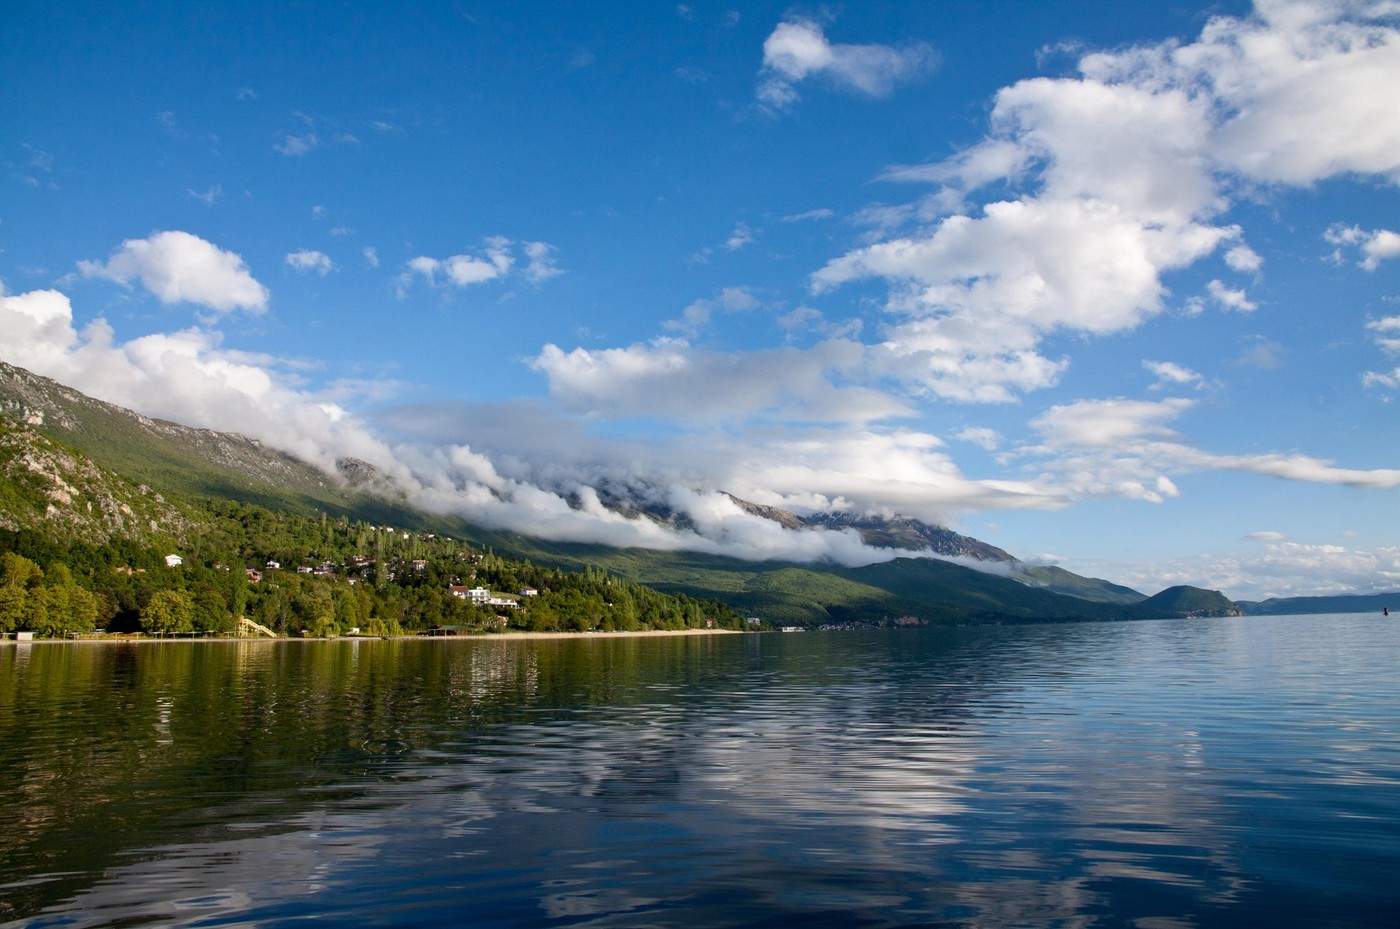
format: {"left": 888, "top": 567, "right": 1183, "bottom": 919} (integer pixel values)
{"left": 2, "top": 614, "right": 1398, "bottom": 928}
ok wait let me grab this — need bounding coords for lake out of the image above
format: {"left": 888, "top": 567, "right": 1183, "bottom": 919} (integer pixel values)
{"left": 2, "top": 614, "right": 1398, "bottom": 928}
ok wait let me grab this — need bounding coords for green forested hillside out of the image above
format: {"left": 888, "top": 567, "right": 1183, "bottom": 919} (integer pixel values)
{"left": 0, "top": 414, "right": 740, "bottom": 637}
{"left": 1128, "top": 585, "right": 1240, "bottom": 618}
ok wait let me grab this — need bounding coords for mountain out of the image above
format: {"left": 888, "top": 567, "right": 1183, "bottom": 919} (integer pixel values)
{"left": 0, "top": 361, "right": 450, "bottom": 532}
{"left": 1236, "top": 593, "right": 1399, "bottom": 615}
{"left": 801, "top": 510, "right": 1016, "bottom": 561}
{"left": 0, "top": 415, "right": 197, "bottom": 545}
{"left": 0, "top": 361, "right": 1236, "bottom": 627}
{"left": 1128, "top": 585, "right": 1240, "bottom": 618}
{"left": 1009, "top": 564, "right": 1148, "bottom": 605}
{"left": 721, "top": 492, "right": 1145, "bottom": 605}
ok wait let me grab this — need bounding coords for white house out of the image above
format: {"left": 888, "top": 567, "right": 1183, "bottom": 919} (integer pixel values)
{"left": 164, "top": 554, "right": 183, "bottom": 568}
{"left": 449, "top": 585, "right": 492, "bottom": 605}
{"left": 266, "top": 560, "right": 281, "bottom": 570}
{"left": 519, "top": 587, "right": 539, "bottom": 597}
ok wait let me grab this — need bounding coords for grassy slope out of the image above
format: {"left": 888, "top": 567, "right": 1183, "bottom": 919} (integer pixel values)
{"left": 1013, "top": 564, "right": 1145, "bottom": 604}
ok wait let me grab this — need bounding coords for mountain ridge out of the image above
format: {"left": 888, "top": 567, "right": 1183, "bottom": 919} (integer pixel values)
{"left": 0, "top": 360, "right": 1250, "bottom": 626}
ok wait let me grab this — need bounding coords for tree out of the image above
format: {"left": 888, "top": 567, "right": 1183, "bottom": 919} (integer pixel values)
{"left": 142, "top": 590, "right": 194, "bottom": 634}
{"left": 192, "top": 585, "right": 231, "bottom": 634}
{"left": 0, "top": 585, "right": 25, "bottom": 632}
{"left": 1, "top": 552, "right": 43, "bottom": 589}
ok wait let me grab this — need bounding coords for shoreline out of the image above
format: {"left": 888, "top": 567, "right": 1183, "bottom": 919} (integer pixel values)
{"left": 1, "top": 627, "right": 746, "bottom": 645}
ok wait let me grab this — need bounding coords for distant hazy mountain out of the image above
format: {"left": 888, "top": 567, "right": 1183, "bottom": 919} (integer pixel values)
{"left": 0, "top": 360, "right": 1251, "bottom": 627}
{"left": 1236, "top": 593, "right": 1398, "bottom": 616}
{"left": 722, "top": 492, "right": 1145, "bottom": 605}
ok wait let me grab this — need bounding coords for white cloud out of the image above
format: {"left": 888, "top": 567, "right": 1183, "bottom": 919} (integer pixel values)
{"left": 531, "top": 337, "right": 912, "bottom": 425}
{"left": 954, "top": 427, "right": 1001, "bottom": 451}
{"left": 815, "top": 197, "right": 1224, "bottom": 401}
{"left": 1362, "top": 233, "right": 1400, "bottom": 272}
{"left": 403, "top": 237, "right": 514, "bottom": 290}
{"left": 362, "top": 246, "right": 380, "bottom": 268}
{"left": 663, "top": 287, "right": 760, "bottom": 336}
{"left": 1021, "top": 395, "right": 1400, "bottom": 501}
{"left": 78, "top": 231, "right": 269, "bottom": 315}
{"left": 1366, "top": 315, "right": 1400, "bottom": 356}
{"left": 1143, "top": 359, "right": 1205, "bottom": 390}
{"left": 285, "top": 250, "right": 334, "bottom": 275}
{"left": 1098, "top": 540, "right": 1400, "bottom": 601}
{"left": 776, "top": 306, "right": 863, "bottom": 341}
{"left": 1363, "top": 367, "right": 1400, "bottom": 390}
{"left": 1032, "top": 397, "right": 1194, "bottom": 448}
{"left": 812, "top": 1, "right": 1400, "bottom": 403}
{"left": 274, "top": 132, "right": 319, "bottom": 156}
{"left": 1225, "top": 243, "right": 1263, "bottom": 273}
{"left": 781, "top": 208, "right": 835, "bottom": 223}
{"left": 186, "top": 184, "right": 222, "bottom": 206}
{"left": 757, "top": 17, "right": 935, "bottom": 111}
{"left": 1246, "top": 530, "right": 1287, "bottom": 542}
{"left": 1081, "top": 1, "right": 1400, "bottom": 186}
{"left": 522, "top": 241, "right": 564, "bottom": 283}
{"left": 1207, "top": 278, "right": 1257, "bottom": 312}
{"left": 724, "top": 222, "right": 755, "bottom": 252}
{"left": 1328, "top": 225, "right": 1400, "bottom": 270}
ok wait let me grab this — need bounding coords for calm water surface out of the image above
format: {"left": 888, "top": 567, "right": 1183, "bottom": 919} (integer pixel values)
{"left": 2, "top": 614, "right": 1398, "bottom": 928}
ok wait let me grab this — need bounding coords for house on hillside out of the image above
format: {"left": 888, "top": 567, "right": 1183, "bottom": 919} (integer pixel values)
{"left": 519, "top": 587, "right": 539, "bottom": 597}
{"left": 265, "top": 560, "right": 281, "bottom": 570}
{"left": 296, "top": 565, "right": 313, "bottom": 574}
{"left": 449, "top": 585, "right": 492, "bottom": 605}
{"left": 245, "top": 568, "right": 263, "bottom": 584}
{"left": 164, "top": 554, "right": 183, "bottom": 567}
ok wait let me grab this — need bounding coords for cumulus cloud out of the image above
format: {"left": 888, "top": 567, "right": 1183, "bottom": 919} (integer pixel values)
{"left": 77, "top": 231, "right": 269, "bottom": 315}
{"left": 757, "top": 17, "right": 935, "bottom": 111}
{"left": 1144, "top": 359, "right": 1205, "bottom": 390}
{"left": 362, "top": 246, "right": 380, "bottom": 268}
{"left": 400, "top": 238, "right": 564, "bottom": 294}
{"left": 1080, "top": 0, "right": 1400, "bottom": 186}
{"left": 285, "top": 249, "right": 334, "bottom": 275}
{"left": 810, "top": 1, "right": 1400, "bottom": 403}
{"left": 1206, "top": 279, "right": 1257, "bottom": 312}
{"left": 1326, "top": 223, "right": 1400, "bottom": 270}
{"left": 1363, "top": 315, "right": 1400, "bottom": 389}
{"left": 1225, "top": 243, "right": 1263, "bottom": 273}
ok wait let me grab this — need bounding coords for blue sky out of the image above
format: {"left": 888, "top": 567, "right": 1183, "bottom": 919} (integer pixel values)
{"left": 2, "top": 0, "right": 1398, "bottom": 598}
